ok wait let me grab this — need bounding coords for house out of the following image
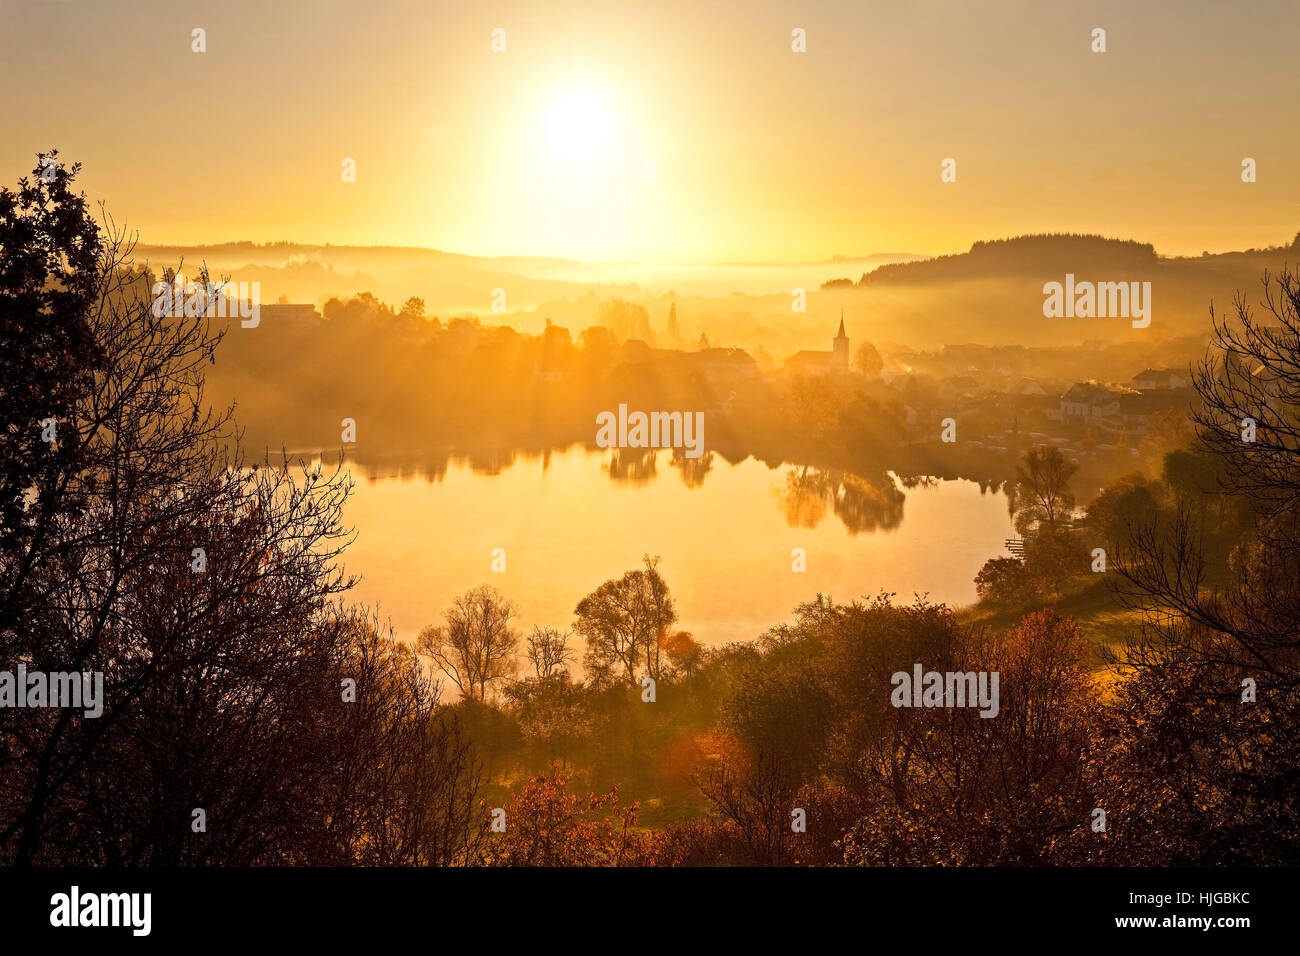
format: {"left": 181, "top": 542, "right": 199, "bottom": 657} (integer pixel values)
{"left": 1010, "top": 377, "right": 1047, "bottom": 396}
{"left": 695, "top": 347, "right": 759, "bottom": 382}
{"left": 1132, "top": 367, "right": 1190, "bottom": 390}
{"left": 259, "top": 303, "right": 321, "bottom": 328}
{"left": 1059, "top": 382, "right": 1120, "bottom": 420}
{"left": 1115, "top": 393, "right": 1154, "bottom": 435}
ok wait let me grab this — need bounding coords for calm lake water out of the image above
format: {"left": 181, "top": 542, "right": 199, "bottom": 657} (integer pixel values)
{"left": 335, "top": 445, "right": 1014, "bottom": 647}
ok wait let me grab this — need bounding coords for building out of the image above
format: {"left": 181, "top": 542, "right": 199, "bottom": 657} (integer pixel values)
{"left": 648, "top": 345, "right": 758, "bottom": 384}
{"left": 1010, "top": 377, "right": 1047, "bottom": 396}
{"left": 259, "top": 303, "right": 321, "bottom": 328}
{"left": 785, "top": 314, "right": 850, "bottom": 376}
{"left": 1059, "top": 382, "right": 1120, "bottom": 420}
{"left": 1132, "top": 367, "right": 1190, "bottom": 390}
{"left": 696, "top": 347, "right": 759, "bottom": 382}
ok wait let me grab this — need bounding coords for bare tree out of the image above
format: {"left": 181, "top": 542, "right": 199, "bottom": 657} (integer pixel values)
{"left": 1192, "top": 269, "right": 1300, "bottom": 519}
{"left": 525, "top": 626, "right": 573, "bottom": 679}
{"left": 417, "top": 584, "right": 518, "bottom": 702}
{"left": 692, "top": 740, "right": 799, "bottom": 866}
{"left": 311, "top": 611, "right": 483, "bottom": 866}
{"left": 0, "top": 156, "right": 369, "bottom": 864}
{"left": 1108, "top": 268, "right": 1300, "bottom": 690}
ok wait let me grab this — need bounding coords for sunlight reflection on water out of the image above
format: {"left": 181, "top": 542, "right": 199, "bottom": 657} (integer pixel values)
{"left": 328, "top": 445, "right": 1015, "bottom": 647}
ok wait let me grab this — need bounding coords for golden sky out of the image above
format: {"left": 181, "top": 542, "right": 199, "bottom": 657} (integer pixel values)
{"left": 2, "top": 0, "right": 1297, "bottom": 262}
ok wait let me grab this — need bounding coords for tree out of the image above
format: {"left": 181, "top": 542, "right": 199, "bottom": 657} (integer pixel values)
{"left": 1112, "top": 268, "right": 1300, "bottom": 690}
{"left": 786, "top": 376, "right": 840, "bottom": 447}
{"left": 1021, "top": 528, "right": 1086, "bottom": 597}
{"left": 840, "top": 609, "right": 1095, "bottom": 866}
{"left": 477, "top": 763, "right": 648, "bottom": 866}
{"left": 525, "top": 625, "right": 573, "bottom": 679}
{"left": 0, "top": 157, "right": 373, "bottom": 865}
{"left": 974, "top": 556, "right": 1027, "bottom": 605}
{"left": 596, "top": 298, "right": 649, "bottom": 342}
{"left": 1084, "top": 475, "right": 1158, "bottom": 549}
{"left": 417, "top": 584, "right": 519, "bottom": 702}
{"left": 312, "top": 613, "right": 483, "bottom": 866}
{"left": 661, "top": 629, "right": 703, "bottom": 679}
{"left": 0, "top": 151, "right": 102, "bottom": 640}
{"left": 666, "top": 302, "right": 682, "bottom": 346}
{"left": 573, "top": 555, "right": 676, "bottom": 686}
{"left": 1066, "top": 649, "right": 1300, "bottom": 865}
{"left": 1013, "top": 446, "right": 1077, "bottom": 535}
{"left": 1094, "top": 267, "right": 1300, "bottom": 864}
{"left": 1192, "top": 268, "right": 1300, "bottom": 520}
{"left": 691, "top": 733, "right": 800, "bottom": 865}
{"left": 852, "top": 340, "right": 883, "bottom": 378}
{"left": 501, "top": 673, "right": 590, "bottom": 764}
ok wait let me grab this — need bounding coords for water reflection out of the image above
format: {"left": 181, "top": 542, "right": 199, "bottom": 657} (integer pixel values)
{"left": 296, "top": 444, "right": 934, "bottom": 535}
{"left": 326, "top": 445, "right": 1015, "bottom": 647}
{"left": 605, "top": 448, "right": 659, "bottom": 484}
{"left": 774, "top": 466, "right": 907, "bottom": 535}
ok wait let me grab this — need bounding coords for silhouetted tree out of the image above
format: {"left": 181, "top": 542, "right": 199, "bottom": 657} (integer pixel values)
{"left": 1013, "top": 446, "right": 1076, "bottom": 534}
{"left": 692, "top": 733, "right": 799, "bottom": 865}
{"left": 574, "top": 555, "right": 676, "bottom": 686}
{"left": 311, "top": 612, "right": 483, "bottom": 866}
{"left": 0, "top": 157, "right": 371, "bottom": 865}
{"left": 1099, "top": 267, "right": 1300, "bottom": 864}
{"left": 525, "top": 626, "right": 573, "bottom": 679}
{"left": 852, "top": 341, "right": 883, "bottom": 378}
{"left": 417, "top": 585, "right": 519, "bottom": 702}
{"left": 0, "top": 151, "right": 102, "bottom": 641}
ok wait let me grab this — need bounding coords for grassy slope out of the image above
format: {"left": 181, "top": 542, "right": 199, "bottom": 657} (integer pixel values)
{"left": 957, "top": 576, "right": 1143, "bottom": 669}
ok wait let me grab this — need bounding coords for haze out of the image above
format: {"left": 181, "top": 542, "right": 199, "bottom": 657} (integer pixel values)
{"left": 2, "top": 0, "right": 1298, "bottom": 262}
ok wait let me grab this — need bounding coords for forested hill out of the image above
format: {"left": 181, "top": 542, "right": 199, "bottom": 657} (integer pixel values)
{"left": 853, "top": 232, "right": 1300, "bottom": 286}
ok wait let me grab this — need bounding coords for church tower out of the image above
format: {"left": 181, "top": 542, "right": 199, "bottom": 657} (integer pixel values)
{"left": 833, "top": 311, "right": 849, "bottom": 371}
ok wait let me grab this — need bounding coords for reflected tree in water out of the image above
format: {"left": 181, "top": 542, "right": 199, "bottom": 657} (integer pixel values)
{"left": 605, "top": 448, "right": 659, "bottom": 485}
{"left": 670, "top": 448, "right": 714, "bottom": 488}
{"left": 774, "top": 466, "right": 905, "bottom": 534}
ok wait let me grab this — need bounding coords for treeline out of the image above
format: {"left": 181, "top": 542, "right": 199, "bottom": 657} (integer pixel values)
{"left": 859, "top": 234, "right": 1160, "bottom": 286}
{"left": 5, "top": 154, "right": 1297, "bottom": 866}
{"left": 207, "top": 290, "right": 915, "bottom": 493}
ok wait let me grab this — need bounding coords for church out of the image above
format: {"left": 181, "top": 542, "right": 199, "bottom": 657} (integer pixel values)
{"left": 785, "top": 313, "right": 850, "bottom": 376}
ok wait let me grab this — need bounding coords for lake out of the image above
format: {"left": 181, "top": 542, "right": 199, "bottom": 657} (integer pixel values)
{"left": 332, "top": 445, "right": 1015, "bottom": 648}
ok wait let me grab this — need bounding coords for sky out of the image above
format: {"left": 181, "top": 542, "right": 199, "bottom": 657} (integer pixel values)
{"left": 1, "top": 0, "right": 1297, "bottom": 262}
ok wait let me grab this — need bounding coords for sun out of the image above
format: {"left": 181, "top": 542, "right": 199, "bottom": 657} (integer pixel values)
{"left": 543, "top": 88, "right": 614, "bottom": 164}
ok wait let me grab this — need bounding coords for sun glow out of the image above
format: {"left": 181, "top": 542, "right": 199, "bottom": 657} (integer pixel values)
{"left": 543, "top": 88, "right": 615, "bottom": 163}
{"left": 476, "top": 75, "right": 681, "bottom": 259}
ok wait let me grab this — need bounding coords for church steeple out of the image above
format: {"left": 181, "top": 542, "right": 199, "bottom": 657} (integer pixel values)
{"left": 833, "top": 310, "right": 849, "bottom": 370}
